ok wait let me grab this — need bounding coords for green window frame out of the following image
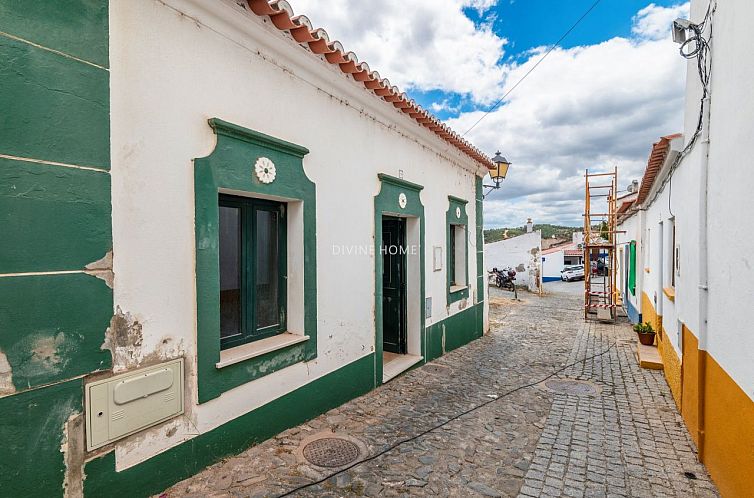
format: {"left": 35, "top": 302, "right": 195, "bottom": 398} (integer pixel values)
{"left": 446, "top": 196, "right": 469, "bottom": 304}
{"left": 195, "top": 118, "right": 317, "bottom": 403}
{"left": 219, "top": 194, "right": 287, "bottom": 350}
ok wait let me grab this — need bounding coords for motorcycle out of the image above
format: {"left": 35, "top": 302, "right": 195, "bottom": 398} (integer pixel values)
{"left": 489, "top": 267, "right": 517, "bottom": 292}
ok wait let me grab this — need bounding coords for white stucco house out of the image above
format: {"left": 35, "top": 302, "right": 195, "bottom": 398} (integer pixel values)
{"left": 484, "top": 229, "right": 541, "bottom": 292}
{"left": 615, "top": 0, "right": 754, "bottom": 494}
{"left": 0, "top": 1, "right": 496, "bottom": 496}
{"left": 541, "top": 232, "right": 584, "bottom": 282}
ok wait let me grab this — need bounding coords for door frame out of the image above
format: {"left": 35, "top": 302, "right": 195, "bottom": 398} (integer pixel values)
{"left": 373, "top": 174, "right": 425, "bottom": 385}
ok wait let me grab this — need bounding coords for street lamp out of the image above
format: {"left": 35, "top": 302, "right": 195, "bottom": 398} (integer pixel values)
{"left": 484, "top": 151, "right": 511, "bottom": 197}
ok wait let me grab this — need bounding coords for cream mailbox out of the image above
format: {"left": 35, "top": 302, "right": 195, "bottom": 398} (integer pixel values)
{"left": 85, "top": 358, "right": 184, "bottom": 450}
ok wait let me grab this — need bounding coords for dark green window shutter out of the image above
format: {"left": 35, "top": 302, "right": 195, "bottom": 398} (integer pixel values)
{"left": 628, "top": 240, "right": 636, "bottom": 295}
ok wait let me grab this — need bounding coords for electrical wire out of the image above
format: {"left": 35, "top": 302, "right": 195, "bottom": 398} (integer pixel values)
{"left": 462, "top": 0, "right": 603, "bottom": 137}
{"left": 647, "top": 0, "right": 715, "bottom": 211}
{"left": 273, "top": 334, "right": 618, "bottom": 497}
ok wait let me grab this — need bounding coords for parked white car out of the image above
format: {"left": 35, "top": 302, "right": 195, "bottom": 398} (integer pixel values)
{"left": 561, "top": 265, "right": 585, "bottom": 281}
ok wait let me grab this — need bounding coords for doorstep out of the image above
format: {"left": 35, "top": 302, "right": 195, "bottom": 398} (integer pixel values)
{"left": 636, "top": 340, "right": 663, "bottom": 370}
{"left": 382, "top": 353, "right": 423, "bottom": 383}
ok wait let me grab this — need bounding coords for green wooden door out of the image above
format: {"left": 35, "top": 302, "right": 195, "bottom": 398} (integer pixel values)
{"left": 382, "top": 217, "right": 406, "bottom": 354}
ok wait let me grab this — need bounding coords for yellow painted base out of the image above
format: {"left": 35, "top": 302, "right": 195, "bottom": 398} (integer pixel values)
{"left": 640, "top": 293, "right": 754, "bottom": 497}
{"left": 657, "top": 330, "right": 682, "bottom": 408}
{"left": 637, "top": 342, "right": 663, "bottom": 369}
{"left": 681, "top": 325, "right": 700, "bottom": 446}
{"left": 702, "top": 353, "right": 754, "bottom": 498}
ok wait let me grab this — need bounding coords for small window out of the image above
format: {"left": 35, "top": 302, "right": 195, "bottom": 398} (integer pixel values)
{"left": 219, "top": 194, "right": 286, "bottom": 350}
{"left": 449, "top": 224, "right": 466, "bottom": 287}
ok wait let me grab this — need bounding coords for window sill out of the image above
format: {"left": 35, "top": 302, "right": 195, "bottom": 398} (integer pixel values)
{"left": 216, "top": 333, "right": 309, "bottom": 369}
{"left": 663, "top": 287, "right": 676, "bottom": 302}
{"left": 449, "top": 285, "right": 468, "bottom": 294}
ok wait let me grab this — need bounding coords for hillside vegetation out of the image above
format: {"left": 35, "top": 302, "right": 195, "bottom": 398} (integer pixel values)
{"left": 484, "top": 224, "right": 580, "bottom": 244}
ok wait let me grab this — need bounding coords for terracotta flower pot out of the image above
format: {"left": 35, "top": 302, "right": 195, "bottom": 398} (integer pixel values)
{"left": 637, "top": 332, "right": 655, "bottom": 346}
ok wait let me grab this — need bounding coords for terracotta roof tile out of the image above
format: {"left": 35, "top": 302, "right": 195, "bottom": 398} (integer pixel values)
{"left": 542, "top": 242, "right": 579, "bottom": 255}
{"left": 636, "top": 133, "right": 682, "bottom": 205}
{"left": 245, "top": 0, "right": 494, "bottom": 170}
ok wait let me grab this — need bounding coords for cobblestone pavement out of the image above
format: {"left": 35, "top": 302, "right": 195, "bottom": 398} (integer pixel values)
{"left": 162, "top": 289, "right": 717, "bottom": 497}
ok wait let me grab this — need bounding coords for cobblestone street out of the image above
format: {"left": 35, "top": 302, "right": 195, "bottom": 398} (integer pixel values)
{"left": 162, "top": 288, "right": 717, "bottom": 498}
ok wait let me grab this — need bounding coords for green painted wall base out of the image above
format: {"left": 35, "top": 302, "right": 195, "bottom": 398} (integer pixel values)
{"left": 0, "top": 378, "right": 82, "bottom": 497}
{"left": 82, "top": 302, "right": 485, "bottom": 498}
{"left": 426, "top": 302, "right": 485, "bottom": 362}
{"left": 84, "top": 354, "right": 375, "bottom": 498}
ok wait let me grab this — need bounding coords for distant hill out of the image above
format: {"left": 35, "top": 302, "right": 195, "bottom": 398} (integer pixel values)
{"left": 484, "top": 224, "right": 580, "bottom": 244}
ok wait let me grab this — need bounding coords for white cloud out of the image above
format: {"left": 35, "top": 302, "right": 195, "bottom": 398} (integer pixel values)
{"left": 632, "top": 3, "right": 690, "bottom": 41}
{"left": 288, "top": 0, "right": 507, "bottom": 104}
{"left": 289, "top": 1, "right": 692, "bottom": 227}
{"left": 466, "top": 0, "right": 497, "bottom": 15}
{"left": 430, "top": 98, "right": 460, "bottom": 113}
{"left": 447, "top": 4, "right": 691, "bottom": 227}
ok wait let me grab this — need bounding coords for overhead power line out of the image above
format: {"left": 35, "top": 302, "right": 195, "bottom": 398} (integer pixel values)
{"left": 462, "top": 0, "right": 603, "bottom": 137}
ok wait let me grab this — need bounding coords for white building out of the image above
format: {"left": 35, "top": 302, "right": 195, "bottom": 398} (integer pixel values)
{"left": 616, "top": 1, "right": 754, "bottom": 494}
{"left": 0, "top": 1, "right": 495, "bottom": 496}
{"left": 541, "top": 232, "right": 584, "bottom": 282}
{"left": 484, "top": 229, "right": 542, "bottom": 292}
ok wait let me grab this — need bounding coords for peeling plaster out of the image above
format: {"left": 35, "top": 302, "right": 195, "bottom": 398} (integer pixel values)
{"left": 0, "top": 350, "right": 16, "bottom": 396}
{"left": 441, "top": 324, "right": 446, "bottom": 354}
{"left": 529, "top": 246, "right": 542, "bottom": 293}
{"left": 84, "top": 250, "right": 114, "bottom": 288}
{"left": 102, "top": 307, "right": 144, "bottom": 371}
{"left": 61, "top": 412, "right": 85, "bottom": 498}
{"left": 27, "top": 333, "right": 67, "bottom": 376}
{"left": 102, "top": 307, "right": 187, "bottom": 374}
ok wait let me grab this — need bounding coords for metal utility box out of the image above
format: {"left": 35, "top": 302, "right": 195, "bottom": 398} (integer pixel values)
{"left": 85, "top": 358, "right": 184, "bottom": 450}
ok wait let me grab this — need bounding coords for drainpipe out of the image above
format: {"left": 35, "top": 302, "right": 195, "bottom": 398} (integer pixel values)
{"left": 696, "top": 93, "right": 712, "bottom": 462}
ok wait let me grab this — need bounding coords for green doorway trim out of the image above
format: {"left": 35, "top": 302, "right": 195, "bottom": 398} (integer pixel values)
{"left": 374, "top": 174, "right": 425, "bottom": 385}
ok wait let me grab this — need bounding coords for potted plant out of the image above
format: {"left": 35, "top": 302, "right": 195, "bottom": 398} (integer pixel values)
{"left": 634, "top": 321, "right": 656, "bottom": 346}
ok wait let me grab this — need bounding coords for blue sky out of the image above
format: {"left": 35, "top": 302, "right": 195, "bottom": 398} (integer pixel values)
{"left": 293, "top": 0, "right": 690, "bottom": 227}
{"left": 415, "top": 0, "right": 687, "bottom": 121}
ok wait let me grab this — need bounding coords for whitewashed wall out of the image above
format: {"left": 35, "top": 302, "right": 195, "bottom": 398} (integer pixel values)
{"left": 109, "top": 0, "right": 486, "bottom": 468}
{"left": 701, "top": 0, "right": 754, "bottom": 399}
{"left": 484, "top": 231, "right": 541, "bottom": 291}
{"left": 542, "top": 249, "right": 565, "bottom": 281}
{"left": 620, "top": 0, "right": 754, "bottom": 400}
{"left": 640, "top": 135, "right": 687, "bottom": 355}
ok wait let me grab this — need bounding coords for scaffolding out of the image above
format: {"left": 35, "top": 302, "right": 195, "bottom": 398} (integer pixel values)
{"left": 583, "top": 167, "right": 618, "bottom": 321}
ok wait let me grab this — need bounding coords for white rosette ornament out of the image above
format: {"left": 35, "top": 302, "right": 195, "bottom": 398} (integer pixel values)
{"left": 254, "top": 157, "right": 276, "bottom": 184}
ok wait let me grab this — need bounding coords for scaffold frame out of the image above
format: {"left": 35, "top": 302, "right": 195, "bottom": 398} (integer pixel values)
{"left": 583, "top": 167, "right": 618, "bottom": 321}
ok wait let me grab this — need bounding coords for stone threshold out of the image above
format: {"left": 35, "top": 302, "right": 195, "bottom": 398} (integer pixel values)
{"left": 382, "top": 353, "right": 423, "bottom": 383}
{"left": 636, "top": 341, "right": 663, "bottom": 370}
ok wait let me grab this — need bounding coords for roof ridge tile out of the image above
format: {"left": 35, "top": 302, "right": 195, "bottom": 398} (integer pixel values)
{"left": 245, "top": 0, "right": 493, "bottom": 170}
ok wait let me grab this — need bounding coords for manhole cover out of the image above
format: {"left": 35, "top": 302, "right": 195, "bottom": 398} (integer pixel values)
{"left": 302, "top": 437, "right": 360, "bottom": 468}
{"left": 544, "top": 379, "right": 600, "bottom": 396}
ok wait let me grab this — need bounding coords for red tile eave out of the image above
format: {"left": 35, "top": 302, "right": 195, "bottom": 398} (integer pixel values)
{"left": 244, "top": 0, "right": 495, "bottom": 172}
{"left": 635, "top": 133, "right": 681, "bottom": 206}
